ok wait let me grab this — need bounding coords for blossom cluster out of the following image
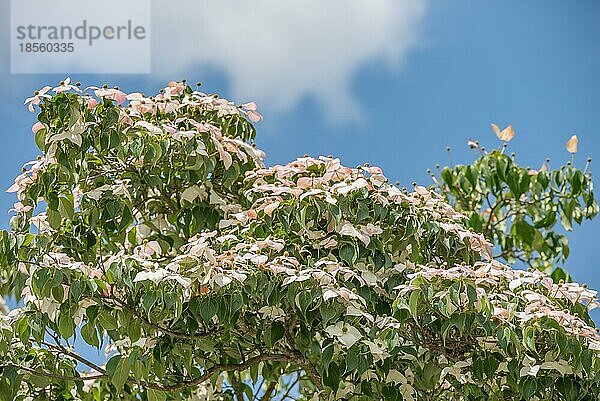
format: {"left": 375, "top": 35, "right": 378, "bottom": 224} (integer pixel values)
{"left": 244, "top": 155, "right": 491, "bottom": 259}
{"left": 400, "top": 259, "right": 600, "bottom": 349}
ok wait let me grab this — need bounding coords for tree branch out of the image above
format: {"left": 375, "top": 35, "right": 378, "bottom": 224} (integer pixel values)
{"left": 106, "top": 295, "right": 220, "bottom": 341}
{"left": 161, "top": 353, "right": 294, "bottom": 391}
{"left": 41, "top": 340, "right": 106, "bottom": 375}
{"left": 230, "top": 371, "right": 246, "bottom": 401}
{"left": 2, "top": 363, "right": 104, "bottom": 382}
{"left": 277, "top": 372, "right": 301, "bottom": 401}
{"left": 259, "top": 381, "right": 277, "bottom": 401}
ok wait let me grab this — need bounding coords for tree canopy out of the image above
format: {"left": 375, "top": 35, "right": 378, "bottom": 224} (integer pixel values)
{"left": 0, "top": 80, "right": 599, "bottom": 400}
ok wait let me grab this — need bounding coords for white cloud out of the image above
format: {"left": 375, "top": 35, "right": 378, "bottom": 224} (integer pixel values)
{"left": 152, "top": 0, "right": 427, "bottom": 121}
{"left": 0, "top": 1, "right": 427, "bottom": 122}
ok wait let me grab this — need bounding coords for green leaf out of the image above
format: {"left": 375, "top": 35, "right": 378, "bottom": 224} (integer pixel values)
{"left": 200, "top": 298, "right": 217, "bottom": 324}
{"left": 322, "top": 361, "right": 339, "bottom": 391}
{"left": 15, "top": 317, "right": 30, "bottom": 345}
{"left": 556, "top": 377, "right": 576, "bottom": 401}
{"left": 472, "top": 354, "right": 484, "bottom": 380}
{"left": 295, "top": 291, "right": 313, "bottom": 316}
{"left": 551, "top": 267, "right": 571, "bottom": 284}
{"left": 534, "top": 212, "right": 556, "bottom": 229}
{"left": 560, "top": 199, "right": 574, "bottom": 231}
{"left": 147, "top": 388, "right": 167, "bottom": 401}
{"left": 468, "top": 212, "right": 483, "bottom": 232}
{"left": 46, "top": 208, "right": 62, "bottom": 230}
{"left": 409, "top": 290, "right": 420, "bottom": 319}
{"left": 507, "top": 170, "right": 522, "bottom": 197}
{"left": 98, "top": 312, "right": 118, "bottom": 331}
{"left": 128, "top": 318, "right": 141, "bottom": 343}
{"left": 519, "top": 172, "right": 531, "bottom": 195}
{"left": 81, "top": 323, "right": 99, "bottom": 348}
{"left": 58, "top": 196, "right": 74, "bottom": 219}
{"left": 34, "top": 126, "right": 46, "bottom": 150}
{"left": 320, "top": 304, "right": 337, "bottom": 327}
{"left": 497, "top": 327, "right": 511, "bottom": 351}
{"left": 58, "top": 312, "right": 74, "bottom": 339}
{"left": 416, "top": 362, "right": 441, "bottom": 390}
{"left": 86, "top": 305, "right": 101, "bottom": 323}
{"left": 523, "top": 326, "right": 536, "bottom": 351}
{"left": 520, "top": 377, "right": 537, "bottom": 399}
{"left": 571, "top": 170, "right": 582, "bottom": 195}
{"left": 230, "top": 292, "right": 244, "bottom": 316}
{"left": 32, "top": 268, "right": 50, "bottom": 297}
{"left": 321, "top": 343, "right": 334, "bottom": 372}
{"left": 339, "top": 244, "right": 356, "bottom": 266}
{"left": 515, "top": 219, "right": 535, "bottom": 246}
{"left": 344, "top": 347, "right": 359, "bottom": 374}
{"left": 466, "top": 285, "right": 477, "bottom": 306}
{"left": 441, "top": 313, "right": 466, "bottom": 344}
{"left": 110, "top": 358, "right": 130, "bottom": 390}
{"left": 142, "top": 292, "right": 157, "bottom": 316}
{"left": 483, "top": 355, "right": 499, "bottom": 379}
{"left": 441, "top": 168, "right": 453, "bottom": 187}
{"left": 264, "top": 321, "right": 285, "bottom": 348}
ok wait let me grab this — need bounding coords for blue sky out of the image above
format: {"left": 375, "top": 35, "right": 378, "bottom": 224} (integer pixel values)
{"left": 1, "top": 0, "right": 600, "bottom": 340}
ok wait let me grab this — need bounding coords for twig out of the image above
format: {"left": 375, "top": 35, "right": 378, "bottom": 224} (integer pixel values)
{"left": 259, "top": 381, "right": 277, "bottom": 401}
{"left": 2, "top": 363, "right": 104, "bottom": 382}
{"left": 161, "top": 353, "right": 294, "bottom": 391}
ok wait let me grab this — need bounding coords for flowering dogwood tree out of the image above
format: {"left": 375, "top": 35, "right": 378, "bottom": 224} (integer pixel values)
{"left": 1, "top": 80, "right": 599, "bottom": 400}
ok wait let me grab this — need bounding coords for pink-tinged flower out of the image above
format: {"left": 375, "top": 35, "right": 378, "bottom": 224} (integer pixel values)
{"left": 370, "top": 174, "right": 387, "bottom": 186}
{"left": 69, "top": 262, "right": 102, "bottom": 279}
{"left": 86, "top": 97, "right": 98, "bottom": 109}
{"left": 242, "top": 102, "right": 257, "bottom": 111}
{"left": 164, "top": 81, "right": 186, "bottom": 97}
{"left": 319, "top": 236, "right": 338, "bottom": 249}
{"left": 212, "top": 139, "right": 233, "bottom": 169}
{"left": 30, "top": 213, "right": 52, "bottom": 233}
{"left": 246, "top": 111, "right": 263, "bottom": 123}
{"left": 127, "top": 93, "right": 156, "bottom": 115}
{"left": 336, "top": 288, "right": 359, "bottom": 302}
{"left": 366, "top": 166, "right": 384, "bottom": 175}
{"left": 338, "top": 222, "right": 371, "bottom": 246}
{"left": 118, "top": 109, "right": 133, "bottom": 126}
{"left": 492, "top": 307, "right": 510, "bottom": 321}
{"left": 21, "top": 286, "right": 36, "bottom": 304}
{"left": 263, "top": 200, "right": 280, "bottom": 216}
{"left": 6, "top": 174, "right": 33, "bottom": 194}
{"left": 333, "top": 178, "right": 369, "bottom": 194}
{"left": 24, "top": 86, "right": 52, "bottom": 112}
{"left": 241, "top": 102, "right": 263, "bottom": 123}
{"left": 31, "top": 122, "right": 44, "bottom": 134}
{"left": 156, "top": 99, "right": 178, "bottom": 114}
{"left": 361, "top": 223, "right": 383, "bottom": 236}
{"left": 297, "top": 177, "right": 315, "bottom": 189}
{"left": 9, "top": 202, "right": 32, "bottom": 213}
{"left": 90, "top": 87, "right": 127, "bottom": 104}
{"left": 53, "top": 77, "right": 80, "bottom": 94}
{"left": 247, "top": 209, "right": 258, "bottom": 220}
{"left": 414, "top": 185, "right": 431, "bottom": 200}
{"left": 509, "top": 273, "right": 538, "bottom": 291}
{"left": 255, "top": 238, "right": 285, "bottom": 252}
{"left": 126, "top": 92, "right": 144, "bottom": 101}
{"left": 142, "top": 241, "right": 162, "bottom": 257}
